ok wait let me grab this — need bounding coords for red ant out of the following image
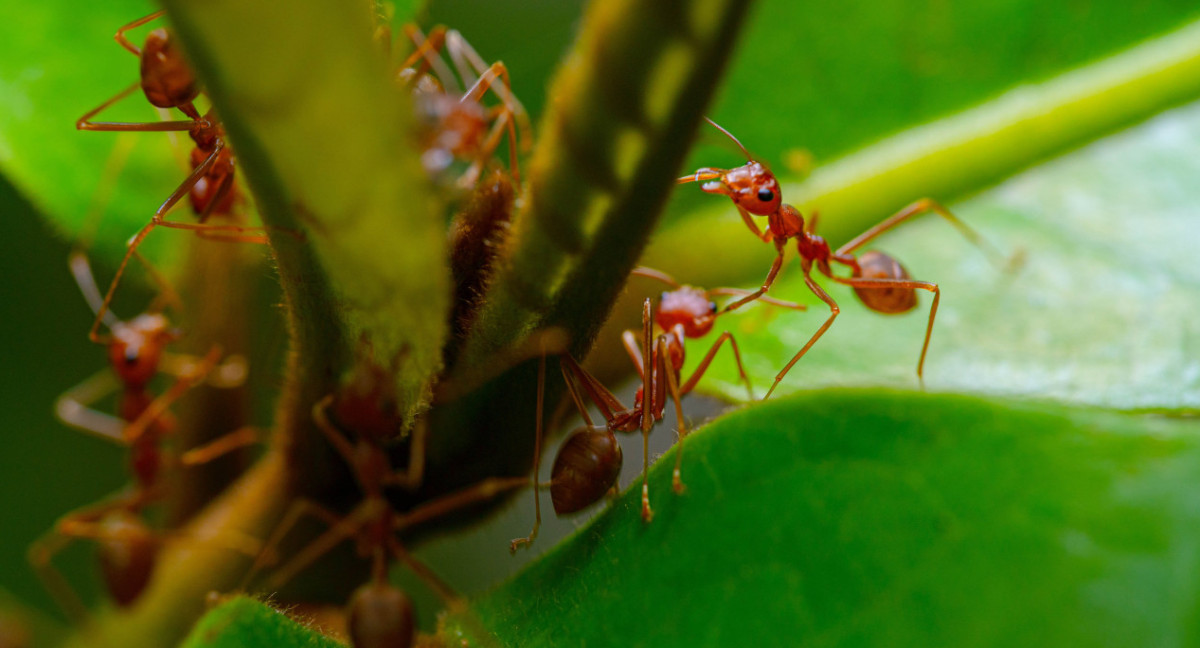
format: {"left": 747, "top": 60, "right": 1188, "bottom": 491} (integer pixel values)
{"left": 392, "top": 25, "right": 533, "bottom": 187}
{"left": 76, "top": 11, "right": 275, "bottom": 342}
{"left": 28, "top": 252, "right": 257, "bottom": 622}
{"left": 678, "top": 118, "right": 1010, "bottom": 398}
{"left": 510, "top": 279, "right": 804, "bottom": 549}
{"left": 243, "top": 353, "right": 526, "bottom": 648}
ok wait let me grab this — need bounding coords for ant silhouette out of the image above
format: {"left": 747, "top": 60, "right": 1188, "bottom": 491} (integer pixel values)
{"left": 29, "top": 252, "right": 256, "bottom": 621}
{"left": 679, "top": 118, "right": 1011, "bottom": 398}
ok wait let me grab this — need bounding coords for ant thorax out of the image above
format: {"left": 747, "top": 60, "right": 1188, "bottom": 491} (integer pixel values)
{"left": 414, "top": 93, "right": 489, "bottom": 177}
{"left": 657, "top": 287, "right": 717, "bottom": 338}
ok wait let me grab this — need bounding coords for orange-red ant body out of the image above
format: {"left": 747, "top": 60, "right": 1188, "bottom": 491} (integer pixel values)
{"left": 393, "top": 25, "right": 532, "bottom": 187}
{"left": 76, "top": 11, "right": 272, "bottom": 341}
{"left": 29, "top": 253, "right": 254, "bottom": 621}
{"left": 679, "top": 118, "right": 1008, "bottom": 398}
{"left": 510, "top": 281, "right": 803, "bottom": 550}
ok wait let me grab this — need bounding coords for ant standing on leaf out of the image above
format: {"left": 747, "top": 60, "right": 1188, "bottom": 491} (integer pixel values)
{"left": 242, "top": 349, "right": 528, "bottom": 648}
{"left": 28, "top": 252, "right": 257, "bottom": 622}
{"left": 76, "top": 11, "right": 282, "bottom": 342}
{"left": 678, "top": 118, "right": 1012, "bottom": 398}
{"left": 510, "top": 278, "right": 804, "bottom": 548}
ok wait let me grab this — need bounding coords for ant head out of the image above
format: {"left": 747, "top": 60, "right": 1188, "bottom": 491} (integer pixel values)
{"left": 705, "top": 162, "right": 781, "bottom": 216}
{"left": 696, "top": 117, "right": 782, "bottom": 216}
{"left": 139, "top": 28, "right": 200, "bottom": 111}
{"left": 108, "top": 313, "right": 176, "bottom": 388}
{"left": 333, "top": 357, "right": 404, "bottom": 444}
{"left": 657, "top": 287, "right": 716, "bottom": 339}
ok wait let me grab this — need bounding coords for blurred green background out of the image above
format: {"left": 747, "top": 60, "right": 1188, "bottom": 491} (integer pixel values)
{"left": 3, "top": 0, "right": 1200, "bottom": 639}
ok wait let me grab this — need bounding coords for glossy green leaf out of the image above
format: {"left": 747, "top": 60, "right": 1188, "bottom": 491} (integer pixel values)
{"left": 447, "top": 389, "right": 1200, "bottom": 647}
{"left": 690, "top": 96, "right": 1200, "bottom": 411}
{"left": 179, "top": 597, "right": 340, "bottom": 648}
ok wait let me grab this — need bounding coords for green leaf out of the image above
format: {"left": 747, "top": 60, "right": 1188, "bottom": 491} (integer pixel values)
{"left": 448, "top": 389, "right": 1200, "bottom": 647}
{"left": 179, "top": 597, "right": 341, "bottom": 648}
{"left": 692, "top": 94, "right": 1200, "bottom": 411}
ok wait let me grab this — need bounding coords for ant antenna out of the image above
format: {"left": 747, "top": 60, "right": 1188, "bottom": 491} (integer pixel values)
{"left": 704, "top": 117, "right": 755, "bottom": 162}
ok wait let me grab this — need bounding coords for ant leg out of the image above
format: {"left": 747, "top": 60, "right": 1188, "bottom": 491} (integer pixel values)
{"left": 76, "top": 82, "right": 197, "bottom": 132}
{"left": 395, "top": 476, "right": 529, "bottom": 531}
{"left": 764, "top": 274, "right": 841, "bottom": 400}
{"left": 449, "top": 33, "right": 532, "bottom": 149}
{"left": 511, "top": 354, "right": 546, "bottom": 553}
{"left": 434, "top": 327, "right": 569, "bottom": 404}
{"left": 311, "top": 395, "right": 363, "bottom": 469}
{"left": 621, "top": 330, "right": 647, "bottom": 380}
{"left": 385, "top": 537, "right": 458, "bottom": 606}
{"left": 114, "top": 10, "right": 165, "bottom": 55}
{"left": 398, "top": 25, "right": 457, "bottom": 93}
{"left": 382, "top": 416, "right": 427, "bottom": 491}
{"left": 831, "top": 275, "right": 939, "bottom": 384}
{"left": 560, "top": 354, "right": 627, "bottom": 423}
{"left": 640, "top": 300, "right": 654, "bottom": 523}
{"left": 27, "top": 527, "right": 94, "bottom": 623}
{"left": 680, "top": 332, "right": 754, "bottom": 401}
{"left": 675, "top": 167, "right": 727, "bottom": 185}
{"left": 836, "top": 198, "right": 1007, "bottom": 267}
{"left": 123, "top": 345, "right": 223, "bottom": 444}
{"left": 709, "top": 287, "right": 807, "bottom": 312}
{"left": 458, "top": 108, "right": 516, "bottom": 188}
{"left": 240, "top": 498, "right": 343, "bottom": 591}
{"left": 179, "top": 426, "right": 260, "bottom": 466}
{"left": 55, "top": 369, "right": 125, "bottom": 443}
{"left": 264, "top": 500, "right": 377, "bottom": 590}
{"left": 720, "top": 242, "right": 786, "bottom": 314}
{"left": 661, "top": 356, "right": 688, "bottom": 494}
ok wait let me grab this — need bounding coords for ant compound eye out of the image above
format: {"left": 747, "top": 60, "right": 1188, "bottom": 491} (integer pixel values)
{"left": 757, "top": 188, "right": 775, "bottom": 203}
{"left": 709, "top": 301, "right": 718, "bottom": 313}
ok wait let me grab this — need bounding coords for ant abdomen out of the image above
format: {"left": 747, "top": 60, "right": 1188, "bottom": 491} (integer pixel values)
{"left": 852, "top": 250, "right": 918, "bottom": 314}
{"left": 550, "top": 428, "right": 622, "bottom": 515}
{"left": 347, "top": 581, "right": 416, "bottom": 648}
{"left": 139, "top": 29, "right": 199, "bottom": 111}
{"left": 95, "top": 511, "right": 157, "bottom": 607}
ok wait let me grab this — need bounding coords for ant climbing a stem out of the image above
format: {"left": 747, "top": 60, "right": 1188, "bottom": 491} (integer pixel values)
{"left": 242, "top": 352, "right": 527, "bottom": 648}
{"left": 76, "top": 11, "right": 286, "bottom": 343}
{"left": 29, "top": 252, "right": 258, "bottom": 622}
{"left": 511, "top": 280, "right": 804, "bottom": 548}
{"left": 678, "top": 118, "right": 1012, "bottom": 398}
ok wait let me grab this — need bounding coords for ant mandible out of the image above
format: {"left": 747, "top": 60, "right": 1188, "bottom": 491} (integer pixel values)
{"left": 29, "top": 252, "right": 256, "bottom": 621}
{"left": 392, "top": 25, "right": 533, "bottom": 187}
{"left": 76, "top": 11, "right": 276, "bottom": 342}
{"left": 678, "top": 118, "right": 1009, "bottom": 398}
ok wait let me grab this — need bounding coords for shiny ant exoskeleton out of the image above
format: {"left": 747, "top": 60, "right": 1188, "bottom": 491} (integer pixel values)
{"left": 679, "top": 118, "right": 1010, "bottom": 398}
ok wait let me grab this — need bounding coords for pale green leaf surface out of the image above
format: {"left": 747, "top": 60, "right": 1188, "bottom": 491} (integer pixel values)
{"left": 452, "top": 390, "right": 1200, "bottom": 647}
{"left": 692, "top": 99, "right": 1200, "bottom": 411}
